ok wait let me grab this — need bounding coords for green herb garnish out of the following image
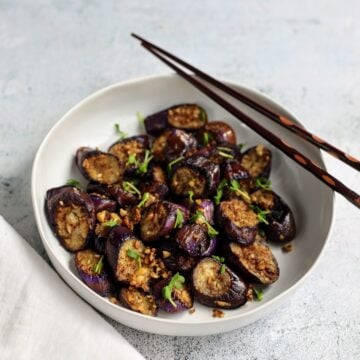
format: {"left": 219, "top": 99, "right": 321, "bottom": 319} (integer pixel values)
{"left": 229, "top": 179, "right": 251, "bottom": 202}
{"left": 103, "top": 219, "right": 119, "bottom": 227}
{"left": 162, "top": 272, "right": 185, "bottom": 308}
{"left": 122, "top": 181, "right": 141, "bottom": 197}
{"left": 126, "top": 153, "right": 138, "bottom": 166}
{"left": 255, "top": 177, "right": 272, "bottom": 190}
{"left": 136, "top": 111, "right": 145, "bottom": 124}
{"left": 220, "top": 264, "right": 226, "bottom": 275}
{"left": 167, "top": 156, "right": 184, "bottom": 173}
{"left": 258, "top": 227, "right": 266, "bottom": 237}
{"left": 188, "top": 190, "right": 194, "bottom": 203}
{"left": 174, "top": 208, "right": 185, "bottom": 229}
{"left": 250, "top": 205, "right": 271, "bottom": 225}
{"left": 114, "top": 123, "right": 127, "bottom": 140}
{"left": 191, "top": 210, "right": 219, "bottom": 237}
{"left": 127, "top": 249, "right": 142, "bottom": 268}
{"left": 238, "top": 143, "right": 245, "bottom": 151}
{"left": 211, "top": 256, "right": 226, "bottom": 275}
{"left": 93, "top": 255, "right": 104, "bottom": 274}
{"left": 218, "top": 151, "right": 234, "bottom": 159}
{"left": 137, "top": 192, "right": 150, "bottom": 208}
{"left": 214, "top": 179, "right": 228, "bottom": 205}
{"left": 200, "top": 109, "right": 207, "bottom": 123}
{"left": 203, "top": 131, "right": 212, "bottom": 146}
{"left": 137, "top": 150, "right": 153, "bottom": 174}
{"left": 253, "top": 287, "right": 264, "bottom": 301}
{"left": 217, "top": 146, "right": 233, "bottom": 153}
{"left": 66, "top": 179, "right": 81, "bottom": 187}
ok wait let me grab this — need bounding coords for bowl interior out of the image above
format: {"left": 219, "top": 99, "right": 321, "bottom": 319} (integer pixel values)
{"left": 32, "top": 74, "right": 333, "bottom": 334}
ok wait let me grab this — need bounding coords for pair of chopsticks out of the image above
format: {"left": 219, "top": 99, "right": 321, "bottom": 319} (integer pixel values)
{"left": 132, "top": 33, "right": 360, "bottom": 209}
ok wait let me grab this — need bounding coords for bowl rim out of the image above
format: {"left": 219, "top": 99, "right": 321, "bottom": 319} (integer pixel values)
{"left": 31, "top": 73, "right": 335, "bottom": 325}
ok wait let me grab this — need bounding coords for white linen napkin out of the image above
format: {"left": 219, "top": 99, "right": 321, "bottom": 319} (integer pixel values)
{"left": 0, "top": 215, "right": 144, "bottom": 360}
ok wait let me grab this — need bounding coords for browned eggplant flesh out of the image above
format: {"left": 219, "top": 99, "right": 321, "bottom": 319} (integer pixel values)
{"left": 119, "top": 286, "right": 158, "bottom": 316}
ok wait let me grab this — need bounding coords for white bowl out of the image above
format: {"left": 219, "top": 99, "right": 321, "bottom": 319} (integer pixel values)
{"left": 31, "top": 74, "right": 334, "bottom": 336}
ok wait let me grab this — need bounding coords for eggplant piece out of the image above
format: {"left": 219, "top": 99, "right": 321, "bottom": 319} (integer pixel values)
{"left": 89, "top": 193, "right": 117, "bottom": 213}
{"left": 175, "top": 224, "right": 217, "bottom": 257}
{"left": 146, "top": 163, "right": 167, "bottom": 183}
{"left": 221, "top": 160, "right": 253, "bottom": 192}
{"left": 198, "top": 121, "right": 236, "bottom": 145}
{"left": 170, "top": 156, "right": 220, "bottom": 198}
{"left": 93, "top": 234, "right": 107, "bottom": 255}
{"left": 76, "top": 147, "right": 123, "bottom": 185}
{"left": 140, "top": 201, "right": 189, "bottom": 242}
{"left": 45, "top": 185, "right": 96, "bottom": 252}
{"left": 240, "top": 144, "right": 272, "bottom": 178}
{"left": 138, "top": 181, "right": 169, "bottom": 201}
{"left": 75, "top": 249, "right": 113, "bottom": 296}
{"left": 108, "top": 135, "right": 150, "bottom": 174}
{"left": 152, "top": 276, "right": 193, "bottom": 313}
{"left": 87, "top": 182, "right": 138, "bottom": 207}
{"left": 118, "top": 286, "right": 158, "bottom": 316}
{"left": 152, "top": 130, "right": 172, "bottom": 163}
{"left": 164, "top": 129, "right": 198, "bottom": 162}
{"left": 159, "top": 243, "right": 198, "bottom": 274}
{"left": 223, "top": 240, "right": 279, "bottom": 285}
{"left": 192, "top": 257, "right": 248, "bottom": 309}
{"left": 145, "top": 104, "right": 207, "bottom": 135}
{"left": 192, "top": 199, "right": 215, "bottom": 225}
{"left": 217, "top": 199, "right": 259, "bottom": 245}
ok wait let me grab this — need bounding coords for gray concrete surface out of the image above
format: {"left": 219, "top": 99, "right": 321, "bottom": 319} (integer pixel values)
{"left": 1, "top": 1, "right": 360, "bottom": 359}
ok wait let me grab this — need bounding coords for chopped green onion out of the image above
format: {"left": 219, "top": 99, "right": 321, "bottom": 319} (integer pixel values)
{"left": 174, "top": 208, "right": 185, "bottom": 229}
{"left": 114, "top": 123, "right": 127, "bottom": 140}
{"left": 93, "top": 256, "right": 104, "bottom": 274}
{"left": 212, "top": 255, "right": 225, "bottom": 263}
{"left": 218, "top": 151, "right": 234, "bottom": 159}
{"left": 137, "top": 150, "right": 153, "bottom": 174}
{"left": 137, "top": 192, "right": 150, "bottom": 208}
{"left": 103, "top": 219, "right": 119, "bottom": 227}
{"left": 253, "top": 287, "right": 264, "bottom": 301}
{"left": 136, "top": 111, "right": 145, "bottom": 124}
{"left": 126, "top": 153, "right": 137, "bottom": 166}
{"left": 238, "top": 143, "right": 245, "bottom": 151}
{"left": 188, "top": 190, "right": 194, "bottom": 203}
{"left": 255, "top": 177, "right": 272, "bottom": 190}
{"left": 220, "top": 264, "right": 226, "bottom": 275}
{"left": 250, "top": 205, "right": 271, "bottom": 225}
{"left": 217, "top": 146, "right": 233, "bottom": 153}
{"left": 203, "top": 132, "right": 212, "bottom": 146}
{"left": 214, "top": 179, "right": 228, "bottom": 205}
{"left": 122, "top": 181, "right": 141, "bottom": 197}
{"left": 66, "top": 179, "right": 81, "bottom": 187}
{"left": 127, "top": 249, "right": 142, "bottom": 268}
{"left": 191, "top": 210, "right": 219, "bottom": 237}
{"left": 162, "top": 272, "right": 185, "bottom": 308}
{"left": 229, "top": 179, "right": 251, "bottom": 202}
{"left": 167, "top": 156, "right": 184, "bottom": 173}
{"left": 200, "top": 109, "right": 207, "bottom": 123}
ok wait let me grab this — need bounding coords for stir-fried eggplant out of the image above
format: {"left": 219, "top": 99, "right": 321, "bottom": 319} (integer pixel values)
{"left": 119, "top": 286, "right": 158, "bottom": 316}
{"left": 250, "top": 190, "right": 296, "bottom": 242}
{"left": 198, "top": 121, "right": 236, "bottom": 145}
{"left": 241, "top": 144, "right": 272, "bottom": 178}
{"left": 152, "top": 275, "right": 193, "bottom": 313}
{"left": 223, "top": 240, "right": 279, "bottom": 284}
{"left": 138, "top": 181, "right": 169, "bottom": 201}
{"left": 175, "top": 224, "right": 217, "bottom": 257}
{"left": 76, "top": 147, "right": 123, "bottom": 185}
{"left": 145, "top": 104, "right": 207, "bottom": 135}
{"left": 45, "top": 185, "right": 96, "bottom": 252}
{"left": 89, "top": 193, "right": 117, "bottom": 213}
{"left": 165, "top": 129, "right": 198, "bottom": 161}
{"left": 192, "top": 199, "right": 215, "bottom": 224}
{"left": 140, "top": 201, "right": 189, "bottom": 242}
{"left": 217, "top": 199, "right": 259, "bottom": 245}
{"left": 192, "top": 257, "right": 248, "bottom": 309}
{"left": 108, "top": 135, "right": 150, "bottom": 174}
{"left": 170, "top": 156, "right": 220, "bottom": 198}
{"left": 221, "top": 160, "right": 253, "bottom": 192}
{"left": 146, "top": 163, "right": 167, "bottom": 183}
{"left": 75, "top": 249, "right": 113, "bottom": 296}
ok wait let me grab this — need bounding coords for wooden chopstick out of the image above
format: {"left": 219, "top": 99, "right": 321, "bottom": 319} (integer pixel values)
{"left": 132, "top": 33, "right": 360, "bottom": 172}
{"left": 132, "top": 35, "right": 360, "bottom": 209}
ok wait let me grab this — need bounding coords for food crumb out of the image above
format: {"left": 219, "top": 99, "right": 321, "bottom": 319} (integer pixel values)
{"left": 212, "top": 309, "right": 224, "bottom": 318}
{"left": 282, "top": 243, "right": 293, "bottom": 253}
{"left": 246, "top": 285, "right": 254, "bottom": 301}
{"left": 189, "top": 307, "right": 196, "bottom": 315}
{"left": 109, "top": 296, "right": 119, "bottom": 305}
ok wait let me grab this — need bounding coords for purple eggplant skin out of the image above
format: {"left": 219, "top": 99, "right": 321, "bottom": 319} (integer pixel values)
{"left": 76, "top": 147, "right": 123, "bottom": 185}
{"left": 138, "top": 181, "right": 169, "bottom": 201}
{"left": 151, "top": 277, "right": 193, "bottom": 313}
{"left": 240, "top": 144, "right": 272, "bottom": 179}
{"left": 217, "top": 199, "right": 259, "bottom": 245}
{"left": 92, "top": 235, "right": 107, "bottom": 255}
{"left": 145, "top": 163, "right": 167, "bottom": 183}
{"left": 198, "top": 121, "right": 237, "bottom": 145}
{"left": 108, "top": 135, "right": 150, "bottom": 175}
{"left": 223, "top": 240, "right": 279, "bottom": 285}
{"left": 164, "top": 129, "right": 198, "bottom": 162}
{"left": 140, "top": 201, "right": 189, "bottom": 242}
{"left": 75, "top": 249, "right": 113, "bottom": 296}
{"left": 193, "top": 198, "right": 215, "bottom": 224}
{"left": 191, "top": 257, "right": 248, "bottom": 309}
{"left": 89, "top": 193, "right": 117, "bottom": 213}
{"left": 86, "top": 182, "right": 138, "bottom": 207}
{"left": 118, "top": 286, "right": 158, "bottom": 316}
{"left": 159, "top": 243, "right": 199, "bottom": 274}
{"left": 45, "top": 185, "right": 96, "bottom": 252}
{"left": 170, "top": 156, "right": 221, "bottom": 198}
{"left": 267, "top": 198, "right": 296, "bottom": 243}
{"left": 175, "top": 224, "right": 217, "bottom": 257}
{"left": 145, "top": 104, "right": 207, "bottom": 135}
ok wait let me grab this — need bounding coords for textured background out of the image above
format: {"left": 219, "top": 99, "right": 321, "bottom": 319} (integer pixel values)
{"left": 1, "top": 1, "right": 360, "bottom": 359}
